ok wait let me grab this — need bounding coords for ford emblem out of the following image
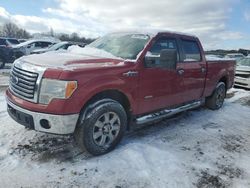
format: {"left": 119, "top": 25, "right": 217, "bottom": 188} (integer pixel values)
{"left": 11, "top": 75, "right": 19, "bottom": 84}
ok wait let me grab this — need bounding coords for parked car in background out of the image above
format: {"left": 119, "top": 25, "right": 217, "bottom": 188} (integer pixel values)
{"left": 6, "top": 31, "right": 236, "bottom": 155}
{"left": 0, "top": 46, "right": 14, "bottom": 69}
{"left": 0, "top": 37, "right": 20, "bottom": 47}
{"left": 12, "top": 39, "right": 58, "bottom": 58}
{"left": 31, "top": 41, "right": 86, "bottom": 54}
{"left": 0, "top": 37, "right": 18, "bottom": 68}
{"left": 205, "top": 54, "right": 224, "bottom": 60}
{"left": 18, "top": 39, "right": 28, "bottom": 43}
{"left": 234, "top": 57, "right": 250, "bottom": 89}
{"left": 225, "top": 53, "right": 245, "bottom": 62}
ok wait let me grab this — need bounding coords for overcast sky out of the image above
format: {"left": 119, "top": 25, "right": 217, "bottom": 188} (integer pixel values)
{"left": 0, "top": 0, "right": 249, "bottom": 50}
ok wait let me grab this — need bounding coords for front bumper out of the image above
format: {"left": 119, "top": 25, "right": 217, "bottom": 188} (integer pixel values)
{"left": 6, "top": 98, "right": 79, "bottom": 135}
{"left": 234, "top": 77, "right": 250, "bottom": 89}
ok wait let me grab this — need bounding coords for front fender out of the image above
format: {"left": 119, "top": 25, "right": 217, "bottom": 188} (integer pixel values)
{"left": 74, "top": 74, "right": 137, "bottom": 114}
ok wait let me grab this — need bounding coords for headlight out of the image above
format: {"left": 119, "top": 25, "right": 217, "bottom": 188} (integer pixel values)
{"left": 39, "top": 79, "right": 77, "bottom": 104}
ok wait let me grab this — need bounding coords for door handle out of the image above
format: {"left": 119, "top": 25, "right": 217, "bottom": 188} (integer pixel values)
{"left": 201, "top": 67, "right": 206, "bottom": 73}
{"left": 177, "top": 69, "right": 185, "bottom": 75}
{"left": 123, "top": 71, "right": 138, "bottom": 77}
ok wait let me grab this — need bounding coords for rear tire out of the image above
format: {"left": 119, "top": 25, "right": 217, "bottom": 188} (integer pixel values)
{"left": 74, "top": 99, "right": 127, "bottom": 156}
{"left": 0, "top": 56, "right": 5, "bottom": 69}
{"left": 206, "top": 82, "right": 226, "bottom": 110}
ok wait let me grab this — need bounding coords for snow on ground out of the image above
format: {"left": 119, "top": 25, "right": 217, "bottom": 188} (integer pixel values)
{"left": 0, "top": 89, "right": 250, "bottom": 188}
{"left": 0, "top": 65, "right": 11, "bottom": 87}
{"left": 0, "top": 63, "right": 11, "bottom": 75}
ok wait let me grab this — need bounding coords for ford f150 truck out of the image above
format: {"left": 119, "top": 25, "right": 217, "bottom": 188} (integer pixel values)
{"left": 6, "top": 31, "right": 236, "bottom": 155}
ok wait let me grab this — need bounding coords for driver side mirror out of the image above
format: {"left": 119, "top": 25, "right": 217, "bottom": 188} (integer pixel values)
{"left": 145, "top": 49, "right": 177, "bottom": 70}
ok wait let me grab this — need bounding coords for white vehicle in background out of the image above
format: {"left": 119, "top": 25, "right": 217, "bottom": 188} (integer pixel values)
{"left": 12, "top": 39, "right": 59, "bottom": 58}
{"left": 31, "top": 41, "right": 86, "bottom": 54}
{"left": 205, "top": 54, "right": 224, "bottom": 61}
{"left": 225, "top": 53, "right": 245, "bottom": 62}
{"left": 235, "top": 57, "right": 250, "bottom": 89}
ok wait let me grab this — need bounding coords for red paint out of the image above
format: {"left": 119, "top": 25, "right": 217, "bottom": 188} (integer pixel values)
{"left": 6, "top": 32, "right": 236, "bottom": 117}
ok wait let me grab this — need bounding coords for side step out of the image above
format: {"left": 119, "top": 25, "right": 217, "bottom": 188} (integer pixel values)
{"left": 136, "top": 100, "right": 203, "bottom": 125}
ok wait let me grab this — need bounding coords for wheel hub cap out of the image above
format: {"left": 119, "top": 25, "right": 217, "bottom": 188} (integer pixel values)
{"left": 93, "top": 112, "right": 121, "bottom": 147}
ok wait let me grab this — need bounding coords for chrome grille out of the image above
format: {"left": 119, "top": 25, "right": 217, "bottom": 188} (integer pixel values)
{"left": 235, "top": 71, "right": 250, "bottom": 79}
{"left": 10, "top": 66, "right": 38, "bottom": 100}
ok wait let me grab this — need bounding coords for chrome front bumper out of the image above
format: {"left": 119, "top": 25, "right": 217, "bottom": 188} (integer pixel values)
{"left": 6, "top": 98, "right": 79, "bottom": 135}
{"left": 234, "top": 77, "right": 250, "bottom": 89}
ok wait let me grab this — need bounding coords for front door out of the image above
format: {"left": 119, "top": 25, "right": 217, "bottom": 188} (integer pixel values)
{"left": 138, "top": 36, "right": 186, "bottom": 114}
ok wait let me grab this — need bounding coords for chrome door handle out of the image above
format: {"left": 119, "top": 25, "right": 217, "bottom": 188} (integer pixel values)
{"left": 123, "top": 71, "right": 138, "bottom": 77}
{"left": 201, "top": 67, "right": 206, "bottom": 73}
{"left": 177, "top": 69, "right": 185, "bottom": 75}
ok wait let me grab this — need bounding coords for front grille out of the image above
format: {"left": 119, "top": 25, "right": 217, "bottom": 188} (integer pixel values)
{"left": 10, "top": 66, "right": 38, "bottom": 100}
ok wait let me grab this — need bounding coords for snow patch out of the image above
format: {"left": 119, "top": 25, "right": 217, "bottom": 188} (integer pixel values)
{"left": 67, "top": 46, "right": 121, "bottom": 59}
{"left": 0, "top": 89, "right": 250, "bottom": 187}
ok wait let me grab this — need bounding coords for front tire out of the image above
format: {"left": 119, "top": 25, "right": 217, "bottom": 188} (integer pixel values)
{"left": 74, "top": 99, "right": 127, "bottom": 156}
{"left": 206, "top": 82, "right": 226, "bottom": 110}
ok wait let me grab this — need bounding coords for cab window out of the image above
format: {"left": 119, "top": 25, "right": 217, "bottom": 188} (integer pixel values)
{"left": 181, "top": 40, "right": 201, "bottom": 62}
{"left": 150, "top": 38, "right": 178, "bottom": 55}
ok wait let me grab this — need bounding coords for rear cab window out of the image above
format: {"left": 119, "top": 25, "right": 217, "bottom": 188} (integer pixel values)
{"left": 181, "top": 39, "right": 202, "bottom": 62}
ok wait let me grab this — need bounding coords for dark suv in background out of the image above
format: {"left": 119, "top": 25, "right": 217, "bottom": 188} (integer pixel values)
{"left": 0, "top": 37, "right": 20, "bottom": 47}
{"left": 0, "top": 37, "right": 20, "bottom": 68}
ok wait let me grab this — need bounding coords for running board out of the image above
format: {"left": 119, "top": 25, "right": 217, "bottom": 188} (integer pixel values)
{"left": 136, "top": 100, "right": 202, "bottom": 125}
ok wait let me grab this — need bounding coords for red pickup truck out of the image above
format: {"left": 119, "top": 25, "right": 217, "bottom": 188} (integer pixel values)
{"left": 6, "top": 31, "right": 235, "bottom": 155}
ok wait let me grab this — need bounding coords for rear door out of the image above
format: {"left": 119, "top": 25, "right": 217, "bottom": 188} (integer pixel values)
{"left": 138, "top": 35, "right": 186, "bottom": 114}
{"left": 177, "top": 38, "right": 206, "bottom": 102}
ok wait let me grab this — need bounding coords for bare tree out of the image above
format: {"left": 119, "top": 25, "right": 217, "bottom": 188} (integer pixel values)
{"left": 1, "top": 22, "right": 31, "bottom": 39}
{"left": 2, "top": 22, "right": 19, "bottom": 37}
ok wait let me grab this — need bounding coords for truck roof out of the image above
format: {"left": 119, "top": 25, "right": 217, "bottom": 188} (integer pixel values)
{"left": 110, "top": 29, "right": 198, "bottom": 39}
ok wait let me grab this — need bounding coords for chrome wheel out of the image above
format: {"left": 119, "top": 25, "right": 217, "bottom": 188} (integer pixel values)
{"left": 93, "top": 112, "right": 121, "bottom": 147}
{"left": 215, "top": 86, "right": 225, "bottom": 107}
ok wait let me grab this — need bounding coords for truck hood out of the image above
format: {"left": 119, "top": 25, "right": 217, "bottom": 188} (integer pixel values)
{"left": 18, "top": 47, "right": 125, "bottom": 70}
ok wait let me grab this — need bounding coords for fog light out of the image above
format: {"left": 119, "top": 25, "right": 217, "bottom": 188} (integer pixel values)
{"left": 40, "top": 119, "right": 51, "bottom": 129}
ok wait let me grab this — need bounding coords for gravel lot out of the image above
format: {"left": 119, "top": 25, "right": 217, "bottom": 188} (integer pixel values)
{"left": 0, "top": 88, "right": 250, "bottom": 188}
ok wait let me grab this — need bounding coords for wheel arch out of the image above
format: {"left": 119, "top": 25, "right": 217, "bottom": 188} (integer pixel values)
{"left": 218, "top": 75, "right": 228, "bottom": 91}
{"left": 77, "top": 89, "right": 132, "bottom": 130}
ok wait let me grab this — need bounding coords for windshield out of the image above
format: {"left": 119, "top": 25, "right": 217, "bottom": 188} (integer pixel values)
{"left": 88, "top": 33, "right": 150, "bottom": 59}
{"left": 238, "top": 58, "right": 250, "bottom": 66}
{"left": 49, "top": 42, "right": 67, "bottom": 50}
